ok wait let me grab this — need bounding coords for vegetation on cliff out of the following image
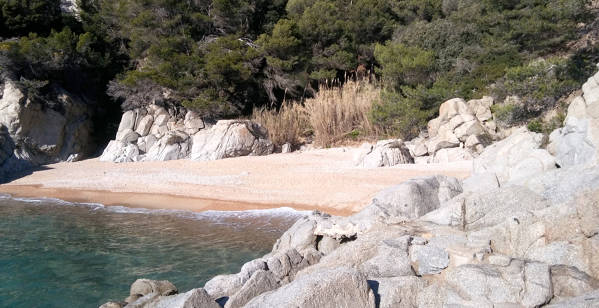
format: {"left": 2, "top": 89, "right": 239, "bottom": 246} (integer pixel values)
{"left": 0, "top": 0, "right": 597, "bottom": 142}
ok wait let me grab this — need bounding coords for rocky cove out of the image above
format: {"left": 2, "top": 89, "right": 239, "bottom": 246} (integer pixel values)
{"left": 1, "top": 1, "right": 599, "bottom": 307}
{"left": 87, "top": 67, "right": 599, "bottom": 307}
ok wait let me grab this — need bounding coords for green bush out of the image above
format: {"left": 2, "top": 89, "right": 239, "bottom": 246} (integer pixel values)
{"left": 369, "top": 90, "right": 430, "bottom": 140}
{"left": 527, "top": 119, "right": 544, "bottom": 133}
{"left": 492, "top": 58, "right": 582, "bottom": 116}
{"left": 491, "top": 104, "right": 517, "bottom": 125}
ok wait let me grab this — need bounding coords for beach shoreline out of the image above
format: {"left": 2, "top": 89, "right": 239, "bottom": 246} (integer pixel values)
{"left": 0, "top": 184, "right": 354, "bottom": 216}
{"left": 0, "top": 147, "right": 472, "bottom": 216}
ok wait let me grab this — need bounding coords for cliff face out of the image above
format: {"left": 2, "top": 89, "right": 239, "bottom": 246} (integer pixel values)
{"left": 100, "top": 65, "right": 599, "bottom": 308}
{"left": 0, "top": 77, "right": 94, "bottom": 181}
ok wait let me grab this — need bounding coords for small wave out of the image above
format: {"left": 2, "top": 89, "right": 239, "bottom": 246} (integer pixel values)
{"left": 103, "top": 205, "right": 309, "bottom": 222}
{"left": 0, "top": 194, "right": 308, "bottom": 221}
{"left": 1, "top": 194, "right": 105, "bottom": 210}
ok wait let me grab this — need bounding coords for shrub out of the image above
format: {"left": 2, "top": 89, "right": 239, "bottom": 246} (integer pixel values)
{"left": 491, "top": 104, "right": 517, "bottom": 125}
{"left": 491, "top": 57, "right": 593, "bottom": 117}
{"left": 526, "top": 112, "right": 567, "bottom": 135}
{"left": 369, "top": 90, "right": 430, "bottom": 140}
{"left": 527, "top": 119, "right": 543, "bottom": 133}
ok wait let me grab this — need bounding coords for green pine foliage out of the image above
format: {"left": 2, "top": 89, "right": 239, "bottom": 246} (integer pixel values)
{"left": 0, "top": 0, "right": 596, "bottom": 135}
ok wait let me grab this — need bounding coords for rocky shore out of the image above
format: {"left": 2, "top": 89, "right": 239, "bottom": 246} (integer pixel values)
{"left": 98, "top": 68, "right": 599, "bottom": 307}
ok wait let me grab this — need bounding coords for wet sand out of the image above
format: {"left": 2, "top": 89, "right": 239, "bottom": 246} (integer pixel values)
{"left": 0, "top": 147, "right": 472, "bottom": 216}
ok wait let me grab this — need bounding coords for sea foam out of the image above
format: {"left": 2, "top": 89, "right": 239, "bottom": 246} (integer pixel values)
{"left": 0, "top": 193, "right": 309, "bottom": 222}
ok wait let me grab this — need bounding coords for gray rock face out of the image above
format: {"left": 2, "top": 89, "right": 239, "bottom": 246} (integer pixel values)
{"left": 473, "top": 127, "right": 557, "bottom": 184}
{"left": 243, "top": 267, "right": 376, "bottom": 308}
{"left": 0, "top": 78, "right": 94, "bottom": 180}
{"left": 223, "top": 270, "right": 279, "bottom": 308}
{"left": 521, "top": 164, "right": 599, "bottom": 206}
{"left": 409, "top": 243, "right": 449, "bottom": 275}
{"left": 203, "top": 258, "right": 267, "bottom": 300}
{"left": 272, "top": 216, "right": 317, "bottom": 253}
{"left": 370, "top": 276, "right": 427, "bottom": 308}
{"left": 548, "top": 69, "right": 599, "bottom": 167}
{"left": 360, "top": 236, "right": 413, "bottom": 278}
{"left": 431, "top": 147, "right": 473, "bottom": 163}
{"left": 191, "top": 120, "right": 273, "bottom": 161}
{"left": 354, "top": 140, "right": 414, "bottom": 167}
{"left": 422, "top": 260, "right": 553, "bottom": 307}
{"left": 545, "top": 290, "right": 599, "bottom": 307}
{"left": 362, "top": 175, "right": 463, "bottom": 223}
{"left": 462, "top": 172, "right": 500, "bottom": 193}
{"left": 550, "top": 265, "right": 599, "bottom": 302}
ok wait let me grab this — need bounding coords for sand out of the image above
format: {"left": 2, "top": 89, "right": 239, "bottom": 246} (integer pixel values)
{"left": 0, "top": 147, "right": 472, "bottom": 216}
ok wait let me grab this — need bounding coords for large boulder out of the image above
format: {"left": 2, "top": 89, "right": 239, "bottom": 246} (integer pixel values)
{"left": 473, "top": 127, "right": 557, "bottom": 184}
{"left": 548, "top": 68, "right": 599, "bottom": 167}
{"left": 243, "top": 267, "right": 376, "bottom": 308}
{"left": 354, "top": 140, "right": 414, "bottom": 167}
{"left": 191, "top": 120, "right": 273, "bottom": 161}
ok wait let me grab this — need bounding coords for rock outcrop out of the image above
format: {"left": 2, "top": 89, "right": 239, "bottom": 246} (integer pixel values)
{"left": 0, "top": 77, "right": 94, "bottom": 181}
{"left": 407, "top": 96, "right": 496, "bottom": 163}
{"left": 99, "top": 106, "right": 199, "bottom": 162}
{"left": 549, "top": 65, "right": 599, "bottom": 167}
{"left": 100, "top": 107, "right": 273, "bottom": 163}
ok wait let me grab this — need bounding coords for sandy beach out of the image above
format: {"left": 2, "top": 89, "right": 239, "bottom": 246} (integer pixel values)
{"left": 0, "top": 147, "right": 472, "bottom": 216}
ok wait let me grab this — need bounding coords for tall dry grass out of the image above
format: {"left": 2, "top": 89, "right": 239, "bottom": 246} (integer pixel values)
{"left": 252, "top": 101, "right": 309, "bottom": 147}
{"left": 252, "top": 80, "right": 381, "bottom": 148}
{"left": 305, "top": 80, "right": 381, "bottom": 147}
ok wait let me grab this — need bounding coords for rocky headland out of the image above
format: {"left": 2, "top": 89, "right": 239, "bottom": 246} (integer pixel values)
{"left": 96, "top": 67, "right": 599, "bottom": 307}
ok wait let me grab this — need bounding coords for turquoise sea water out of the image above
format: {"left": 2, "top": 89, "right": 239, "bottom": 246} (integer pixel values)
{"left": 0, "top": 195, "right": 301, "bottom": 308}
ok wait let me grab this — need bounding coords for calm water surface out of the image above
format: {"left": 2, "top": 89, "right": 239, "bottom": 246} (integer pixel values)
{"left": 0, "top": 195, "right": 301, "bottom": 308}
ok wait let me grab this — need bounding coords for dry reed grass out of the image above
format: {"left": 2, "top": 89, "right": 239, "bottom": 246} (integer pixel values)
{"left": 305, "top": 80, "right": 381, "bottom": 147}
{"left": 253, "top": 80, "right": 381, "bottom": 148}
{"left": 252, "top": 101, "right": 309, "bottom": 147}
